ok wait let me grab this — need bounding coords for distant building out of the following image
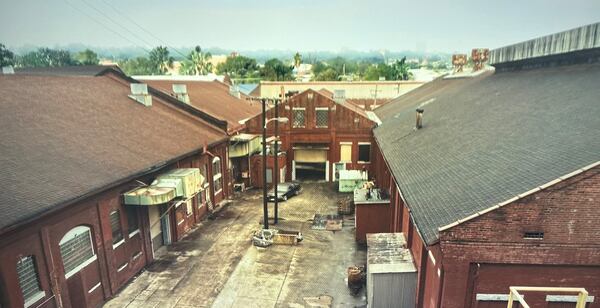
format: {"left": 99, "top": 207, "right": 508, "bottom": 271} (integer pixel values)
{"left": 257, "top": 80, "right": 424, "bottom": 111}
{"left": 242, "top": 89, "right": 378, "bottom": 188}
{"left": 362, "top": 23, "right": 600, "bottom": 307}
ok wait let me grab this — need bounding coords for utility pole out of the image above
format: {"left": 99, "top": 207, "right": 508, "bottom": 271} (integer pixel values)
{"left": 261, "top": 98, "right": 269, "bottom": 229}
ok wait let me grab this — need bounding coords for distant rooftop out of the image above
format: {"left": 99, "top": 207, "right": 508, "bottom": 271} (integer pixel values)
{"left": 490, "top": 22, "right": 600, "bottom": 66}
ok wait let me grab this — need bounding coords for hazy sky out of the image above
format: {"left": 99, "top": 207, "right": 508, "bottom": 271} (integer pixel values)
{"left": 1, "top": 0, "right": 599, "bottom": 53}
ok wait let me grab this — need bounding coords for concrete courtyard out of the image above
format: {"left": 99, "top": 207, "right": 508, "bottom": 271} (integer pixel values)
{"left": 104, "top": 183, "right": 367, "bottom": 308}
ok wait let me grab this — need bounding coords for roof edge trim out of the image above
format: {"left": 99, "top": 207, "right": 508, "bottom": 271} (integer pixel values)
{"left": 438, "top": 160, "right": 600, "bottom": 232}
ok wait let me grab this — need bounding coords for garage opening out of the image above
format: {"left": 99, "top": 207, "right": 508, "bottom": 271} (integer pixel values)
{"left": 293, "top": 145, "right": 329, "bottom": 182}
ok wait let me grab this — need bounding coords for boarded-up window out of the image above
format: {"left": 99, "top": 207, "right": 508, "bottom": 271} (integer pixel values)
{"left": 110, "top": 210, "right": 123, "bottom": 244}
{"left": 316, "top": 108, "right": 328, "bottom": 128}
{"left": 340, "top": 143, "right": 352, "bottom": 162}
{"left": 59, "top": 226, "right": 96, "bottom": 278}
{"left": 17, "top": 256, "right": 44, "bottom": 306}
{"left": 358, "top": 143, "right": 371, "bottom": 162}
{"left": 292, "top": 108, "right": 305, "bottom": 128}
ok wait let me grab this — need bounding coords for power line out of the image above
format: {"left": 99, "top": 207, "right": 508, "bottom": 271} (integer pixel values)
{"left": 97, "top": 0, "right": 189, "bottom": 59}
{"left": 62, "top": 0, "right": 151, "bottom": 54}
{"left": 79, "top": 0, "right": 157, "bottom": 50}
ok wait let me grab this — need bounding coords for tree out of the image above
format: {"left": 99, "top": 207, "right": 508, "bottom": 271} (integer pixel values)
{"left": 119, "top": 57, "right": 155, "bottom": 75}
{"left": 314, "top": 67, "right": 339, "bottom": 81}
{"left": 0, "top": 44, "right": 14, "bottom": 66}
{"left": 261, "top": 58, "right": 293, "bottom": 81}
{"left": 215, "top": 55, "right": 258, "bottom": 78}
{"left": 149, "top": 46, "right": 173, "bottom": 74}
{"left": 390, "top": 57, "right": 412, "bottom": 80}
{"left": 180, "top": 46, "right": 213, "bottom": 75}
{"left": 311, "top": 61, "right": 328, "bottom": 76}
{"left": 17, "top": 48, "right": 76, "bottom": 67}
{"left": 293, "top": 52, "right": 302, "bottom": 68}
{"left": 75, "top": 49, "right": 99, "bottom": 65}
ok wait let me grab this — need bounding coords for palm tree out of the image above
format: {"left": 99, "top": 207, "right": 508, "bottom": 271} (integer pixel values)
{"left": 293, "top": 52, "right": 302, "bottom": 68}
{"left": 149, "top": 46, "right": 174, "bottom": 74}
{"left": 183, "top": 46, "right": 212, "bottom": 75}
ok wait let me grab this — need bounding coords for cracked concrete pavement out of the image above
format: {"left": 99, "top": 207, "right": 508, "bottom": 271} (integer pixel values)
{"left": 104, "top": 183, "right": 367, "bottom": 308}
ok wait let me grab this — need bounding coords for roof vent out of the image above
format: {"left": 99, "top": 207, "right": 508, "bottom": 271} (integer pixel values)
{"left": 129, "top": 83, "right": 152, "bottom": 107}
{"left": 172, "top": 84, "right": 190, "bottom": 104}
{"left": 229, "top": 85, "right": 241, "bottom": 99}
{"left": 415, "top": 108, "right": 424, "bottom": 129}
{"left": 2, "top": 66, "right": 15, "bottom": 75}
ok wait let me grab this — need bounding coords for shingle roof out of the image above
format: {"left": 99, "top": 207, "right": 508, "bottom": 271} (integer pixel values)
{"left": 15, "top": 65, "right": 122, "bottom": 76}
{"left": 374, "top": 63, "right": 600, "bottom": 245}
{"left": 141, "top": 79, "right": 261, "bottom": 132}
{"left": 0, "top": 74, "right": 227, "bottom": 232}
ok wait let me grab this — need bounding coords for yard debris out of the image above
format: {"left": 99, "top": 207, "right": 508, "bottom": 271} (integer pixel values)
{"left": 311, "top": 214, "right": 343, "bottom": 231}
{"left": 303, "top": 295, "right": 333, "bottom": 307}
{"left": 337, "top": 197, "right": 354, "bottom": 215}
{"left": 347, "top": 265, "right": 366, "bottom": 295}
{"left": 252, "top": 229, "right": 303, "bottom": 247}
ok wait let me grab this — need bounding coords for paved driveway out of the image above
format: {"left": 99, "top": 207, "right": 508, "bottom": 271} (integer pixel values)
{"left": 104, "top": 183, "right": 366, "bottom": 308}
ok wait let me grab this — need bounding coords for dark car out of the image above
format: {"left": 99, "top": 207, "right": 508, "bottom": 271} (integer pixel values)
{"left": 267, "top": 183, "right": 301, "bottom": 202}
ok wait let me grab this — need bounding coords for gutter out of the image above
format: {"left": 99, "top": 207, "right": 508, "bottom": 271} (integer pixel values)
{"left": 0, "top": 137, "right": 229, "bottom": 236}
{"left": 438, "top": 160, "right": 600, "bottom": 232}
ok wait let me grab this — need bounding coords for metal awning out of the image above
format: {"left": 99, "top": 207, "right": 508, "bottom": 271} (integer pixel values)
{"left": 123, "top": 186, "right": 176, "bottom": 206}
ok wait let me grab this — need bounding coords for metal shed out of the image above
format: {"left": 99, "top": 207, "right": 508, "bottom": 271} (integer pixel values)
{"left": 366, "top": 233, "right": 417, "bottom": 308}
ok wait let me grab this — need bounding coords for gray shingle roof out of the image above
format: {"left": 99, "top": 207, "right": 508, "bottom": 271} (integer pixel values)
{"left": 374, "top": 63, "right": 600, "bottom": 245}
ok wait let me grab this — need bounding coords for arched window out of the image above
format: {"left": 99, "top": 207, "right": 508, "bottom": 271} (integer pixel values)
{"left": 59, "top": 226, "right": 97, "bottom": 278}
{"left": 212, "top": 156, "right": 223, "bottom": 193}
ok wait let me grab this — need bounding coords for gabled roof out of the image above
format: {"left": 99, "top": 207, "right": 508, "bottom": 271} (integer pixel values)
{"left": 0, "top": 74, "right": 228, "bottom": 232}
{"left": 140, "top": 79, "right": 261, "bottom": 133}
{"left": 374, "top": 63, "right": 600, "bottom": 245}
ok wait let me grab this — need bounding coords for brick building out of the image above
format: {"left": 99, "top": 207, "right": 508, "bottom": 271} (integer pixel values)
{"left": 0, "top": 67, "right": 234, "bottom": 307}
{"left": 243, "top": 89, "right": 378, "bottom": 188}
{"left": 137, "top": 78, "right": 263, "bottom": 190}
{"left": 364, "top": 23, "right": 600, "bottom": 307}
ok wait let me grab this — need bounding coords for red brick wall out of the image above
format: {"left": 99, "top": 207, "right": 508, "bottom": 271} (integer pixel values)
{"left": 439, "top": 166, "right": 600, "bottom": 308}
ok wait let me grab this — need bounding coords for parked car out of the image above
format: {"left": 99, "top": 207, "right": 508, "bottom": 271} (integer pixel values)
{"left": 267, "top": 183, "right": 301, "bottom": 202}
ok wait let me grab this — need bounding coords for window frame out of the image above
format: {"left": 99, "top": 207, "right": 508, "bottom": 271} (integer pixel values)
{"left": 292, "top": 107, "right": 306, "bottom": 128}
{"left": 109, "top": 210, "right": 124, "bottom": 248}
{"left": 357, "top": 142, "right": 371, "bottom": 164}
{"left": 315, "top": 107, "right": 329, "bottom": 128}
{"left": 212, "top": 157, "right": 223, "bottom": 194}
{"left": 59, "top": 226, "right": 97, "bottom": 279}
{"left": 17, "top": 255, "right": 45, "bottom": 308}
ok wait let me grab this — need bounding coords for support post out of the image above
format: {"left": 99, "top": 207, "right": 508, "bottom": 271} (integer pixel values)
{"left": 274, "top": 97, "right": 279, "bottom": 224}
{"left": 262, "top": 99, "right": 269, "bottom": 229}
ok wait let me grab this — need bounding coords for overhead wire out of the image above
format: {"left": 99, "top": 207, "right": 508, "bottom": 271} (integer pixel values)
{"left": 97, "top": 0, "right": 190, "bottom": 59}
{"left": 79, "top": 0, "right": 157, "bottom": 51}
{"left": 61, "top": 0, "right": 151, "bottom": 54}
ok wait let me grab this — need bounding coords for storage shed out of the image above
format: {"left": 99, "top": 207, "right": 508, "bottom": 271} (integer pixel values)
{"left": 366, "top": 233, "right": 417, "bottom": 308}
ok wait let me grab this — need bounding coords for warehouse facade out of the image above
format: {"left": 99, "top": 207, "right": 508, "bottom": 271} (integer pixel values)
{"left": 366, "top": 23, "right": 600, "bottom": 307}
{"left": 0, "top": 67, "right": 234, "bottom": 308}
